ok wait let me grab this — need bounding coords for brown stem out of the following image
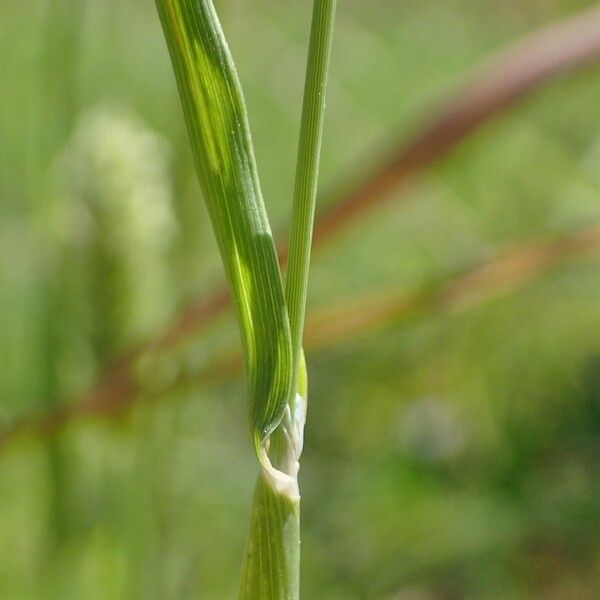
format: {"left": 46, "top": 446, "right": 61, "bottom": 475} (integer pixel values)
{"left": 149, "top": 5, "right": 600, "bottom": 352}
{"left": 1, "top": 8, "right": 598, "bottom": 451}
{"left": 2, "top": 223, "right": 598, "bottom": 452}
{"left": 315, "top": 6, "right": 600, "bottom": 241}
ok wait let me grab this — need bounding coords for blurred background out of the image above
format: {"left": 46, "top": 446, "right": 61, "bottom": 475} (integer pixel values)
{"left": 1, "top": 0, "right": 600, "bottom": 598}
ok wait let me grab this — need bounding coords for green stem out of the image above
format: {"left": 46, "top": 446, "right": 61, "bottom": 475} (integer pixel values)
{"left": 239, "top": 474, "right": 301, "bottom": 599}
{"left": 242, "top": 1, "right": 336, "bottom": 596}
{"left": 286, "top": 0, "right": 337, "bottom": 396}
{"left": 155, "top": 1, "right": 335, "bottom": 597}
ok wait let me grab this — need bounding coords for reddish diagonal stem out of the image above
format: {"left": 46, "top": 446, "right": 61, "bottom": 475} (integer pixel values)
{"left": 313, "top": 6, "right": 600, "bottom": 241}
{"left": 1, "top": 223, "right": 598, "bottom": 452}
{"left": 1, "top": 8, "right": 598, "bottom": 452}
{"left": 161, "top": 5, "right": 600, "bottom": 351}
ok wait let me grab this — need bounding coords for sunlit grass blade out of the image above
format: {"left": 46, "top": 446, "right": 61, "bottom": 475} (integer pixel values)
{"left": 154, "top": 0, "right": 292, "bottom": 444}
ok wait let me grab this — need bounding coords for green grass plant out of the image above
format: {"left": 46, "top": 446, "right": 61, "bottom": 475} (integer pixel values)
{"left": 155, "top": 0, "right": 335, "bottom": 596}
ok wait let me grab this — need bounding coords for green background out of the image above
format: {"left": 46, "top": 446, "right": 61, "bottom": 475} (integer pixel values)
{"left": 1, "top": 0, "right": 599, "bottom": 598}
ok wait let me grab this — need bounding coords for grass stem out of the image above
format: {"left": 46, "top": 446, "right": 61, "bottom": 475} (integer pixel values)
{"left": 286, "top": 0, "right": 337, "bottom": 398}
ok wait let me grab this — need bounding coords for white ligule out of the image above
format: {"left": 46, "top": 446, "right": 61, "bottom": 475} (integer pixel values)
{"left": 258, "top": 393, "right": 306, "bottom": 500}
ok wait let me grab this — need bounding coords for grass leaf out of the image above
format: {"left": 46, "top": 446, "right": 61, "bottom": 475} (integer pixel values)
{"left": 155, "top": 0, "right": 292, "bottom": 444}
{"left": 286, "top": 0, "right": 337, "bottom": 396}
{"left": 156, "top": 1, "right": 335, "bottom": 596}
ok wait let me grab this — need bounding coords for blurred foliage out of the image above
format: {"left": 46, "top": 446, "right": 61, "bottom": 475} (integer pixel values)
{"left": 1, "top": 0, "right": 599, "bottom": 598}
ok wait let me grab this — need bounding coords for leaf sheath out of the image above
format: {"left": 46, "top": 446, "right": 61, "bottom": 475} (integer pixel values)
{"left": 239, "top": 475, "right": 300, "bottom": 600}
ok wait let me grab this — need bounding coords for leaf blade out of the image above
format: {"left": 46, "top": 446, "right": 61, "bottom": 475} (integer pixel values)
{"left": 155, "top": 0, "right": 293, "bottom": 442}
